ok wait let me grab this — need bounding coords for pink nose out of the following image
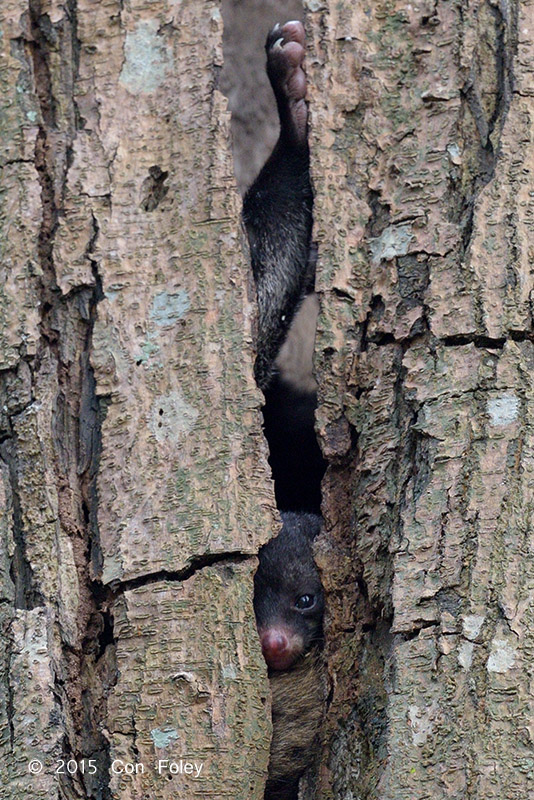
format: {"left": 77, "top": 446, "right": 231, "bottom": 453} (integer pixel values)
{"left": 261, "top": 630, "right": 289, "bottom": 660}
{"left": 260, "top": 628, "right": 301, "bottom": 670}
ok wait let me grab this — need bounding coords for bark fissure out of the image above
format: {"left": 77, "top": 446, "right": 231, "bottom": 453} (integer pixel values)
{"left": 112, "top": 552, "right": 252, "bottom": 595}
{"left": 456, "top": 0, "right": 519, "bottom": 312}
{"left": 19, "top": 3, "right": 113, "bottom": 797}
{"left": 80, "top": 212, "right": 105, "bottom": 581}
{"left": 0, "top": 437, "right": 44, "bottom": 609}
{"left": 3, "top": 0, "right": 273, "bottom": 796}
{"left": 362, "top": 328, "right": 534, "bottom": 352}
{"left": 292, "top": 0, "right": 532, "bottom": 794}
{"left": 397, "top": 620, "right": 439, "bottom": 640}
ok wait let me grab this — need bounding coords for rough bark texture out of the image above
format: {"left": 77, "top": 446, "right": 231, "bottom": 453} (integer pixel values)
{"left": 307, "top": 0, "right": 534, "bottom": 797}
{"left": 0, "top": 1, "right": 274, "bottom": 798}
{"left": 3, "top": 0, "right": 533, "bottom": 797}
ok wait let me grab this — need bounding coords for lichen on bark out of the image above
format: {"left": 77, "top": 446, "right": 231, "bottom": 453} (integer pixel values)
{"left": 0, "top": 1, "right": 273, "bottom": 798}
{"left": 307, "top": 0, "right": 534, "bottom": 797}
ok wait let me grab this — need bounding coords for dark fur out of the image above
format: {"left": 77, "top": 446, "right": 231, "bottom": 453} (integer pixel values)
{"left": 242, "top": 28, "right": 314, "bottom": 393}
{"left": 254, "top": 513, "right": 325, "bottom": 800}
{"left": 268, "top": 648, "right": 327, "bottom": 800}
{"left": 244, "top": 23, "right": 326, "bottom": 800}
{"left": 254, "top": 512, "right": 324, "bottom": 659}
{"left": 243, "top": 25, "right": 325, "bottom": 515}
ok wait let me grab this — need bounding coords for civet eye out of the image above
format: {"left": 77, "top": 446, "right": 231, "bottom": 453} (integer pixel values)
{"left": 295, "top": 594, "right": 315, "bottom": 610}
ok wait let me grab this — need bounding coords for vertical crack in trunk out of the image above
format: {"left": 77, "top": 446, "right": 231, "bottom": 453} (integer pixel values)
{"left": 16, "top": 1, "right": 114, "bottom": 796}
{"left": 1, "top": 436, "right": 44, "bottom": 609}
{"left": 79, "top": 213, "right": 105, "bottom": 582}
{"left": 457, "top": 0, "right": 519, "bottom": 256}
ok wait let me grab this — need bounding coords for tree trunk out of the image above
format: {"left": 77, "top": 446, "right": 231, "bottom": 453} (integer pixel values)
{"left": 0, "top": 1, "right": 273, "bottom": 798}
{"left": 309, "top": 0, "right": 534, "bottom": 797}
{"left": 2, "top": 0, "right": 533, "bottom": 798}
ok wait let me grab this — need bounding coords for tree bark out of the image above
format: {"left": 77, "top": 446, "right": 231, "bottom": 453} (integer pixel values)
{"left": 0, "top": 1, "right": 273, "bottom": 798}
{"left": 308, "top": 0, "right": 534, "bottom": 797}
{"left": 3, "top": 0, "right": 534, "bottom": 798}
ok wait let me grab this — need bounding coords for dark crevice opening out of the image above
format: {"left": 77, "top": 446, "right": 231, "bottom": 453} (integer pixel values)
{"left": 221, "top": 6, "right": 327, "bottom": 800}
